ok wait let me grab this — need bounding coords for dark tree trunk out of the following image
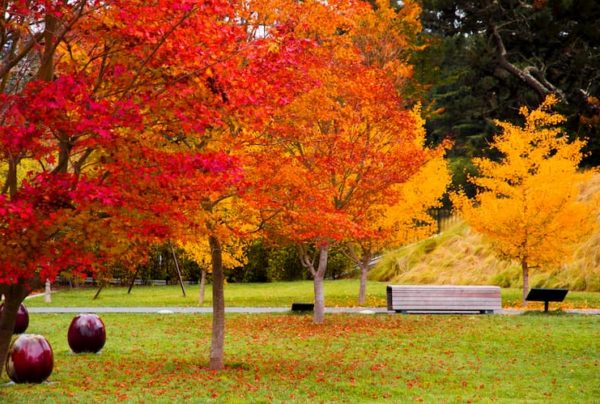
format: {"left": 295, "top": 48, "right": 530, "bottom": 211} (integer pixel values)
{"left": 521, "top": 260, "right": 529, "bottom": 307}
{"left": 93, "top": 283, "right": 105, "bottom": 300}
{"left": 4, "top": 158, "right": 18, "bottom": 198}
{"left": 208, "top": 235, "right": 225, "bottom": 370}
{"left": 0, "top": 284, "right": 29, "bottom": 378}
{"left": 127, "top": 267, "right": 141, "bottom": 294}
{"left": 169, "top": 242, "right": 186, "bottom": 297}
{"left": 37, "top": 13, "right": 57, "bottom": 82}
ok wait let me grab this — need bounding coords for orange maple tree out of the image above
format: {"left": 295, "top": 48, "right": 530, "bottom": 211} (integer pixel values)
{"left": 255, "top": 0, "right": 443, "bottom": 323}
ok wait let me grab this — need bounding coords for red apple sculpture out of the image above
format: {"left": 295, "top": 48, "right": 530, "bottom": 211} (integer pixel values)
{"left": 68, "top": 314, "right": 106, "bottom": 353}
{"left": 6, "top": 334, "right": 54, "bottom": 384}
{"left": 0, "top": 303, "right": 29, "bottom": 334}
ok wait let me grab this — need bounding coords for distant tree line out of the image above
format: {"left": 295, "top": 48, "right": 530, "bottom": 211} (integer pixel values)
{"left": 112, "top": 241, "right": 356, "bottom": 285}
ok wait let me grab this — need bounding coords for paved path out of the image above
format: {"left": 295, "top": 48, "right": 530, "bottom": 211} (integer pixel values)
{"left": 28, "top": 307, "right": 386, "bottom": 314}
{"left": 27, "top": 307, "right": 600, "bottom": 315}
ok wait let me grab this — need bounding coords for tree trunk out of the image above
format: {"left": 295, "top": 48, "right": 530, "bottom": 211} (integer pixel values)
{"left": 313, "top": 272, "right": 325, "bottom": 324}
{"left": 169, "top": 242, "right": 186, "bottom": 297}
{"left": 4, "top": 158, "right": 18, "bottom": 198}
{"left": 0, "top": 284, "right": 29, "bottom": 379}
{"left": 522, "top": 260, "right": 529, "bottom": 307}
{"left": 208, "top": 235, "right": 225, "bottom": 370}
{"left": 358, "top": 262, "right": 369, "bottom": 306}
{"left": 38, "top": 13, "right": 57, "bottom": 82}
{"left": 93, "top": 283, "right": 105, "bottom": 300}
{"left": 44, "top": 279, "right": 52, "bottom": 303}
{"left": 313, "top": 244, "right": 329, "bottom": 324}
{"left": 199, "top": 270, "right": 206, "bottom": 305}
{"left": 127, "top": 267, "right": 141, "bottom": 294}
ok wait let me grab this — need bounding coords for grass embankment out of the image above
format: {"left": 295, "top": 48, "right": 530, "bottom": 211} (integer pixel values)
{"left": 1, "top": 314, "right": 598, "bottom": 402}
{"left": 371, "top": 221, "right": 600, "bottom": 293}
{"left": 25, "top": 280, "right": 600, "bottom": 309}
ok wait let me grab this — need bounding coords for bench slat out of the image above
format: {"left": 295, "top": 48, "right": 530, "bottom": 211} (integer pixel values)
{"left": 386, "top": 296, "right": 497, "bottom": 304}
{"left": 389, "top": 293, "right": 499, "bottom": 298}
{"left": 391, "top": 306, "right": 500, "bottom": 310}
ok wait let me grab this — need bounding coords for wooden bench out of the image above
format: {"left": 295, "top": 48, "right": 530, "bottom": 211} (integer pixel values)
{"left": 387, "top": 285, "right": 501, "bottom": 314}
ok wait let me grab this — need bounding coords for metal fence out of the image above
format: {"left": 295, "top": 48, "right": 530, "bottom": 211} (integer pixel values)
{"left": 430, "top": 208, "right": 461, "bottom": 233}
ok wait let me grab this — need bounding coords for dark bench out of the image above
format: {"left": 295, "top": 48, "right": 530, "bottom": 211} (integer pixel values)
{"left": 387, "top": 285, "right": 501, "bottom": 314}
{"left": 525, "top": 288, "right": 568, "bottom": 312}
{"left": 291, "top": 303, "right": 314, "bottom": 312}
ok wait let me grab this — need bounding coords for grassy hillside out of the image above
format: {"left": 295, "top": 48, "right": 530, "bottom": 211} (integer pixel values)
{"left": 370, "top": 174, "right": 600, "bottom": 292}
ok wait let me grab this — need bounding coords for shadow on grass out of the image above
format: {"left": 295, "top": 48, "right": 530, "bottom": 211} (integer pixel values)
{"left": 226, "top": 362, "right": 252, "bottom": 370}
{"left": 521, "top": 309, "right": 570, "bottom": 316}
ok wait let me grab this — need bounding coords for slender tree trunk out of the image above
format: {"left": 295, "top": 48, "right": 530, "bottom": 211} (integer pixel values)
{"left": 199, "top": 270, "right": 206, "bottom": 305}
{"left": 343, "top": 245, "right": 372, "bottom": 306}
{"left": 93, "top": 283, "right": 105, "bottom": 300}
{"left": 169, "top": 243, "right": 186, "bottom": 297}
{"left": 44, "top": 279, "right": 52, "bottom": 303}
{"left": 358, "top": 263, "right": 369, "bottom": 306}
{"left": 127, "top": 267, "right": 141, "bottom": 294}
{"left": 522, "top": 260, "right": 529, "bottom": 307}
{"left": 313, "top": 244, "right": 329, "bottom": 324}
{"left": 0, "top": 284, "right": 29, "bottom": 379}
{"left": 4, "top": 158, "right": 18, "bottom": 198}
{"left": 208, "top": 235, "right": 225, "bottom": 370}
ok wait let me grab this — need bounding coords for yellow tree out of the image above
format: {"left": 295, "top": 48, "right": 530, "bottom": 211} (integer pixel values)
{"left": 454, "top": 96, "right": 599, "bottom": 305}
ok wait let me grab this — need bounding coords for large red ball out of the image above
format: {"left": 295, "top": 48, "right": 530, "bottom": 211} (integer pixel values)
{"left": 0, "top": 303, "right": 29, "bottom": 334}
{"left": 68, "top": 314, "right": 106, "bottom": 353}
{"left": 6, "top": 334, "right": 54, "bottom": 384}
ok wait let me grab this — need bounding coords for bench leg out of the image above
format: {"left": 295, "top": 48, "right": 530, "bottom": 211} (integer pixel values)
{"left": 544, "top": 301, "right": 549, "bottom": 312}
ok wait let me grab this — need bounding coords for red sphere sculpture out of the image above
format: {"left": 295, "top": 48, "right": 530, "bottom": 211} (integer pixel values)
{"left": 68, "top": 314, "right": 106, "bottom": 353}
{"left": 0, "top": 303, "right": 29, "bottom": 334}
{"left": 6, "top": 334, "right": 54, "bottom": 384}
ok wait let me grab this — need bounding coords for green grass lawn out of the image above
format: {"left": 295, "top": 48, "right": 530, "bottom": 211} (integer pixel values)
{"left": 26, "top": 280, "right": 390, "bottom": 308}
{"left": 25, "top": 280, "right": 600, "bottom": 309}
{"left": 1, "top": 313, "right": 598, "bottom": 402}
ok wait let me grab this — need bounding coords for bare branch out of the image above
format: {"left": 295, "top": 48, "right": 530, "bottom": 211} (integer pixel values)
{"left": 490, "top": 24, "right": 566, "bottom": 102}
{"left": 297, "top": 244, "right": 316, "bottom": 276}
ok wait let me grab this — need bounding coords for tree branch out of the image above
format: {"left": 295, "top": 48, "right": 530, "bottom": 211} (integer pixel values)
{"left": 118, "top": 6, "right": 196, "bottom": 100}
{"left": 490, "top": 24, "right": 566, "bottom": 102}
{"left": 297, "top": 244, "right": 316, "bottom": 276}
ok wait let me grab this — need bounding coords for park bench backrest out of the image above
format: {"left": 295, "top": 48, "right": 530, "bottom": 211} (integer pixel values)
{"left": 387, "top": 285, "right": 502, "bottom": 313}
